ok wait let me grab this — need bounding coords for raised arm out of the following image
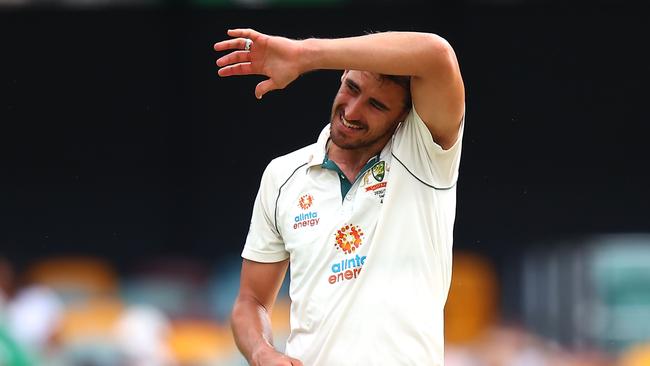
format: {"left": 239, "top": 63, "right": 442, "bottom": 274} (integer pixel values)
{"left": 214, "top": 28, "right": 464, "bottom": 149}
{"left": 231, "top": 259, "right": 302, "bottom": 366}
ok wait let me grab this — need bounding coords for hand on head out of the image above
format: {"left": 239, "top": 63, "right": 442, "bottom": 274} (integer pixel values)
{"left": 214, "top": 28, "right": 304, "bottom": 100}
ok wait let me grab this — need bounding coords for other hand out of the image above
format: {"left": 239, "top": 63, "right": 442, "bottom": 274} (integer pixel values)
{"left": 214, "top": 28, "right": 304, "bottom": 99}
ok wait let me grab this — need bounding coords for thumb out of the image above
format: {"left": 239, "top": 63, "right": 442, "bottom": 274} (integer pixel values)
{"left": 255, "top": 79, "right": 278, "bottom": 99}
{"left": 290, "top": 357, "right": 304, "bottom": 366}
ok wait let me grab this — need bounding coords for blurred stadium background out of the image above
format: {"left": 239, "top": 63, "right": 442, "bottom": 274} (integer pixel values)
{"left": 1, "top": 0, "right": 649, "bottom": 365}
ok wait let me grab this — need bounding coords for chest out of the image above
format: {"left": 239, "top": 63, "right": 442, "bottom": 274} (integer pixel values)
{"left": 276, "top": 160, "right": 390, "bottom": 255}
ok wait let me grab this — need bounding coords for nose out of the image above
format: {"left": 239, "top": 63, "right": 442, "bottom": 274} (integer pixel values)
{"left": 343, "top": 97, "right": 363, "bottom": 121}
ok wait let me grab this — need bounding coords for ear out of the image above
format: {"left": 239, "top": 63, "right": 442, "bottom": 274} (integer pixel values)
{"left": 340, "top": 70, "right": 349, "bottom": 82}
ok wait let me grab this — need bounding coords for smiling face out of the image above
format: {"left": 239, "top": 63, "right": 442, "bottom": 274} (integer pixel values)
{"left": 329, "top": 71, "right": 410, "bottom": 153}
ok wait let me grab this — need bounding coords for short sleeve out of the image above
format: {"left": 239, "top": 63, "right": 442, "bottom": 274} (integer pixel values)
{"left": 241, "top": 161, "right": 290, "bottom": 263}
{"left": 392, "top": 106, "right": 465, "bottom": 188}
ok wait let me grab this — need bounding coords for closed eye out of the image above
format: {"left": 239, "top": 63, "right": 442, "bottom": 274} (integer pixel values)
{"left": 369, "top": 99, "right": 389, "bottom": 112}
{"left": 345, "top": 80, "right": 360, "bottom": 94}
{"left": 346, "top": 80, "right": 390, "bottom": 112}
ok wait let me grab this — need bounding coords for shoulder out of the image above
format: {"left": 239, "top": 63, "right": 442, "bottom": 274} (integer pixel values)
{"left": 263, "top": 144, "right": 314, "bottom": 186}
{"left": 395, "top": 105, "right": 465, "bottom": 152}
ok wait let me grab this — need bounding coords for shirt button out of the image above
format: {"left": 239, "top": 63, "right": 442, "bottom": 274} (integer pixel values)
{"left": 345, "top": 194, "right": 352, "bottom": 201}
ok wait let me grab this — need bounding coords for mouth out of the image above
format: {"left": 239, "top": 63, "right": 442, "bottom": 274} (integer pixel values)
{"left": 339, "top": 112, "right": 364, "bottom": 131}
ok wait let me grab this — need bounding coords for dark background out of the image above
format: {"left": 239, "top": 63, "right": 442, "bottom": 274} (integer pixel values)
{"left": 1, "top": 3, "right": 648, "bottom": 276}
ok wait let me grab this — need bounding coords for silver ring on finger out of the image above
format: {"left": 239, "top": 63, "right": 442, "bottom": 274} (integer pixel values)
{"left": 244, "top": 38, "right": 253, "bottom": 51}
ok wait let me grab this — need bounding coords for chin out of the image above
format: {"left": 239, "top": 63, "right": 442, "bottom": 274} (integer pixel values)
{"left": 330, "top": 133, "right": 363, "bottom": 150}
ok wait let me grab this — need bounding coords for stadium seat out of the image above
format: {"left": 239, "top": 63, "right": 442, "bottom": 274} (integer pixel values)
{"left": 444, "top": 251, "right": 498, "bottom": 344}
{"left": 167, "top": 319, "right": 235, "bottom": 365}
{"left": 23, "top": 256, "right": 118, "bottom": 304}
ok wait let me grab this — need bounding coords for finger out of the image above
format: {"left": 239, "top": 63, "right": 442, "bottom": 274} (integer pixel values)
{"left": 227, "top": 28, "right": 261, "bottom": 40}
{"left": 290, "top": 358, "right": 304, "bottom": 366}
{"left": 214, "top": 38, "right": 251, "bottom": 52}
{"left": 255, "top": 79, "right": 278, "bottom": 99}
{"left": 218, "top": 62, "right": 254, "bottom": 77}
{"left": 216, "top": 51, "right": 251, "bottom": 67}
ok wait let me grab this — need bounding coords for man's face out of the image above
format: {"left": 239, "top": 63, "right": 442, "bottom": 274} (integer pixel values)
{"left": 329, "top": 70, "right": 409, "bottom": 151}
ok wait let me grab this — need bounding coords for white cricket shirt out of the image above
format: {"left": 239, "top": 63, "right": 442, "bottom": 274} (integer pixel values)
{"left": 242, "top": 106, "right": 464, "bottom": 365}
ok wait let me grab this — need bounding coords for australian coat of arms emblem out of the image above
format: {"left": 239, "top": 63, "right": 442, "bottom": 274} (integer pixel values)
{"left": 371, "top": 161, "right": 385, "bottom": 182}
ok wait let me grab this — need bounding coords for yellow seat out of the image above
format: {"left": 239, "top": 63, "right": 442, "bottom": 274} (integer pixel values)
{"left": 56, "top": 297, "right": 124, "bottom": 343}
{"left": 23, "top": 256, "right": 118, "bottom": 303}
{"left": 618, "top": 343, "right": 650, "bottom": 366}
{"left": 445, "top": 251, "right": 498, "bottom": 344}
{"left": 167, "top": 319, "right": 235, "bottom": 364}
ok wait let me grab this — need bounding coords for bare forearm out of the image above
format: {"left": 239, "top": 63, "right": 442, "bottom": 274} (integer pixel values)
{"left": 231, "top": 297, "right": 276, "bottom": 363}
{"left": 300, "top": 32, "right": 456, "bottom": 78}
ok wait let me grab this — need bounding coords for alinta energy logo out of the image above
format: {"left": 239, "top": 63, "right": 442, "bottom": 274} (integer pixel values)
{"left": 335, "top": 224, "right": 364, "bottom": 254}
{"left": 293, "top": 194, "right": 319, "bottom": 230}
{"left": 328, "top": 224, "right": 367, "bottom": 285}
{"left": 298, "top": 194, "right": 313, "bottom": 210}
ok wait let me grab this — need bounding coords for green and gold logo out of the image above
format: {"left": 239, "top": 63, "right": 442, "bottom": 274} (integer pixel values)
{"left": 371, "top": 161, "right": 385, "bottom": 182}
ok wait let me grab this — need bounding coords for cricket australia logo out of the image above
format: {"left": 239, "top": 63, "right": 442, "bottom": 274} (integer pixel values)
{"left": 364, "top": 161, "right": 388, "bottom": 201}
{"left": 371, "top": 161, "right": 385, "bottom": 182}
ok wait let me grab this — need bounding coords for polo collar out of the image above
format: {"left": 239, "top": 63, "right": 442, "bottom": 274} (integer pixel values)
{"left": 307, "top": 124, "right": 332, "bottom": 168}
{"left": 307, "top": 123, "right": 395, "bottom": 169}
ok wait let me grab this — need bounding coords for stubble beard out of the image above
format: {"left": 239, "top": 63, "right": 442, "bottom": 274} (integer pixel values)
{"left": 328, "top": 108, "right": 397, "bottom": 151}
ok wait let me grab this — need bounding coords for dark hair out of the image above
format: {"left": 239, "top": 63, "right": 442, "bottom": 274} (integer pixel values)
{"left": 379, "top": 74, "right": 412, "bottom": 112}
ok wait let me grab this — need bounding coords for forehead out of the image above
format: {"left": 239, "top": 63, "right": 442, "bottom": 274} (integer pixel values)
{"left": 344, "top": 70, "right": 406, "bottom": 104}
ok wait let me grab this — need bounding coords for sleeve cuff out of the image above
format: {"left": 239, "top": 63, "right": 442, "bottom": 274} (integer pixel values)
{"left": 242, "top": 247, "right": 290, "bottom": 263}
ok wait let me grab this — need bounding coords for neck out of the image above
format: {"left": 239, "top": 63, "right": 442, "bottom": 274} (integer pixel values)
{"left": 327, "top": 140, "right": 382, "bottom": 181}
